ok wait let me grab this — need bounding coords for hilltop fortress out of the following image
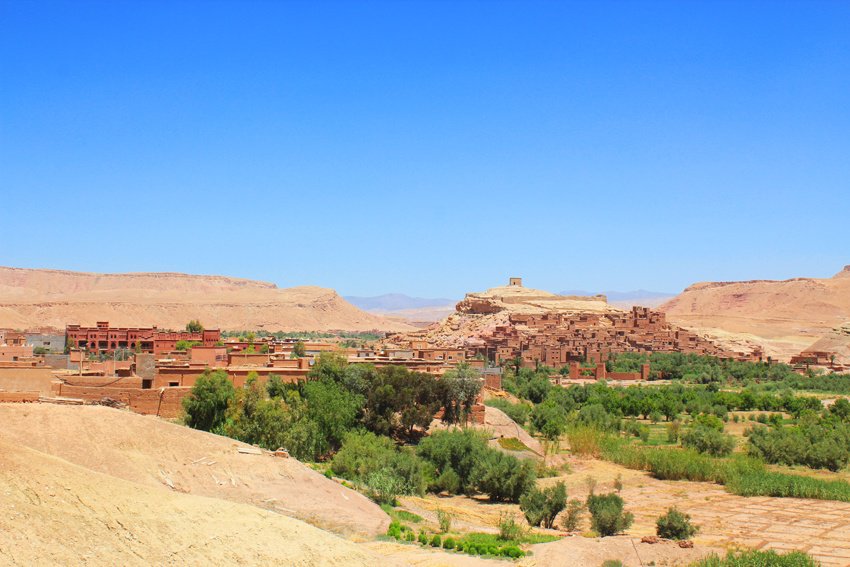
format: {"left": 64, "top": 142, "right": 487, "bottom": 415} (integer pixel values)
{"left": 388, "top": 278, "right": 758, "bottom": 372}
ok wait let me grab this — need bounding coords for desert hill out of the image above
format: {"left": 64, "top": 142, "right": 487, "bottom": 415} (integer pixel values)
{"left": 390, "top": 282, "right": 624, "bottom": 348}
{"left": 0, "top": 403, "right": 396, "bottom": 565}
{"left": 0, "top": 267, "right": 414, "bottom": 332}
{"left": 0, "top": 403, "right": 388, "bottom": 539}
{"left": 660, "top": 266, "right": 850, "bottom": 363}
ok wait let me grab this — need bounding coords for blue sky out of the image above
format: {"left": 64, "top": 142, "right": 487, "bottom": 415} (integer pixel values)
{"left": 1, "top": 1, "right": 848, "bottom": 298}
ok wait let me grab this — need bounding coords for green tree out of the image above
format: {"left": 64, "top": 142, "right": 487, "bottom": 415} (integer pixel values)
{"left": 292, "top": 340, "right": 306, "bottom": 358}
{"left": 473, "top": 450, "right": 536, "bottom": 503}
{"left": 587, "top": 492, "right": 634, "bottom": 536}
{"left": 531, "top": 400, "right": 568, "bottom": 442}
{"left": 185, "top": 319, "right": 204, "bottom": 333}
{"left": 303, "top": 379, "right": 364, "bottom": 455}
{"left": 520, "top": 482, "right": 567, "bottom": 528}
{"left": 440, "top": 362, "right": 483, "bottom": 424}
{"left": 182, "top": 369, "right": 235, "bottom": 431}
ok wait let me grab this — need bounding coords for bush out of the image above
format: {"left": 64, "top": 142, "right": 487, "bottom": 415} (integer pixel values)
{"left": 520, "top": 482, "right": 567, "bottom": 528}
{"left": 437, "top": 509, "right": 452, "bottom": 533}
{"left": 587, "top": 492, "right": 633, "bottom": 536}
{"left": 429, "top": 534, "right": 442, "bottom": 547}
{"left": 567, "top": 426, "right": 608, "bottom": 457}
{"left": 498, "top": 512, "right": 525, "bottom": 541}
{"left": 747, "top": 421, "right": 850, "bottom": 472}
{"left": 655, "top": 507, "right": 698, "bottom": 540}
{"left": 681, "top": 426, "right": 736, "bottom": 457}
{"left": 417, "top": 429, "right": 488, "bottom": 495}
{"left": 601, "top": 561, "right": 623, "bottom": 567}
{"left": 331, "top": 431, "right": 430, "bottom": 502}
{"left": 386, "top": 520, "right": 402, "bottom": 539}
{"left": 667, "top": 420, "right": 681, "bottom": 443}
{"left": 418, "top": 531, "right": 428, "bottom": 545}
{"left": 561, "top": 498, "right": 584, "bottom": 532}
{"left": 500, "top": 545, "right": 524, "bottom": 558}
{"left": 473, "top": 449, "right": 536, "bottom": 502}
{"left": 442, "top": 537, "right": 456, "bottom": 550}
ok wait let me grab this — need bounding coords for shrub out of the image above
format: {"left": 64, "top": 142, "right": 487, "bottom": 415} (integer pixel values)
{"left": 655, "top": 507, "right": 698, "bottom": 540}
{"left": 747, "top": 421, "right": 850, "bottom": 472}
{"left": 429, "top": 534, "right": 442, "bottom": 547}
{"left": 602, "top": 561, "right": 623, "bottom": 567}
{"left": 437, "top": 509, "right": 452, "bottom": 533}
{"left": 667, "top": 421, "right": 682, "bottom": 443}
{"left": 500, "top": 545, "right": 524, "bottom": 558}
{"left": 561, "top": 498, "right": 584, "bottom": 532}
{"left": 418, "top": 531, "right": 428, "bottom": 545}
{"left": 498, "top": 512, "right": 525, "bottom": 541}
{"left": 681, "top": 426, "right": 736, "bottom": 457}
{"left": 331, "top": 431, "right": 429, "bottom": 501}
{"left": 567, "top": 426, "right": 608, "bottom": 457}
{"left": 587, "top": 492, "right": 633, "bottom": 536}
{"left": 442, "top": 537, "right": 455, "bottom": 550}
{"left": 405, "top": 530, "right": 415, "bottom": 542}
{"left": 520, "top": 481, "right": 566, "bottom": 528}
{"left": 417, "top": 429, "right": 488, "bottom": 495}
{"left": 473, "top": 449, "right": 537, "bottom": 502}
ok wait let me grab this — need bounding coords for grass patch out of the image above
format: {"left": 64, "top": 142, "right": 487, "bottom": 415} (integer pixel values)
{"left": 380, "top": 504, "right": 424, "bottom": 524}
{"left": 600, "top": 437, "right": 850, "bottom": 502}
{"left": 498, "top": 437, "right": 532, "bottom": 452}
{"left": 690, "top": 549, "right": 818, "bottom": 566}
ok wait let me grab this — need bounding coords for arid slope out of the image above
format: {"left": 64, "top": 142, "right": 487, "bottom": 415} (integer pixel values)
{"left": 0, "top": 437, "right": 380, "bottom": 566}
{"left": 660, "top": 266, "right": 850, "bottom": 362}
{"left": 0, "top": 266, "right": 413, "bottom": 332}
{"left": 0, "top": 404, "right": 389, "bottom": 539}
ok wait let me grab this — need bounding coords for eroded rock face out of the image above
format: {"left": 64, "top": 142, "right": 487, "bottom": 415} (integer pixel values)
{"left": 456, "top": 296, "right": 504, "bottom": 314}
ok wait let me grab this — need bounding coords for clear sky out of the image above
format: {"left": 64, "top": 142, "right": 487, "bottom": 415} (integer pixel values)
{"left": 2, "top": 1, "right": 848, "bottom": 298}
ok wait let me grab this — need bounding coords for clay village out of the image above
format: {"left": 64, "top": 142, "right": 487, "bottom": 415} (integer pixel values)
{"left": 2, "top": 267, "right": 850, "bottom": 566}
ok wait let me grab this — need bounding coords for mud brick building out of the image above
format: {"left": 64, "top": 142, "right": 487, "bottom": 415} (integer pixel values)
{"left": 65, "top": 322, "right": 221, "bottom": 355}
{"left": 475, "top": 306, "right": 747, "bottom": 369}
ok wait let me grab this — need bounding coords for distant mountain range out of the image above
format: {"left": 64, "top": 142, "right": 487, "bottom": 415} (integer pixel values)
{"left": 344, "top": 294, "right": 456, "bottom": 312}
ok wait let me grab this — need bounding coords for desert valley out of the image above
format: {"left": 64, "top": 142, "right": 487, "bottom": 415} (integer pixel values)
{"left": 2, "top": 266, "right": 849, "bottom": 566}
{"left": 3, "top": 2, "right": 848, "bottom": 565}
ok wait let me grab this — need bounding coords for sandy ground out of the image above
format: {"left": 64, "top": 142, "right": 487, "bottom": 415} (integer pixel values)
{"left": 0, "top": 403, "right": 389, "bottom": 539}
{"left": 0, "top": 438, "right": 383, "bottom": 566}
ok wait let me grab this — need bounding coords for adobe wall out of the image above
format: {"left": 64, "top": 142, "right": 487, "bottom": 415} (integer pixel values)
{"left": 51, "top": 382, "right": 190, "bottom": 419}
{"left": 0, "top": 367, "right": 60, "bottom": 395}
{"left": 0, "top": 391, "right": 40, "bottom": 402}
